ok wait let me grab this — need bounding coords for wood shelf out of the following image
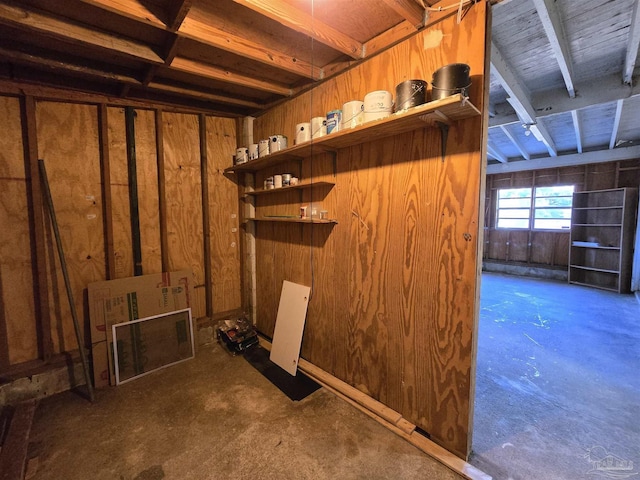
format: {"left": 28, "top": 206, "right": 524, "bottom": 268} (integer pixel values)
{"left": 249, "top": 216, "right": 338, "bottom": 224}
{"left": 571, "top": 244, "right": 620, "bottom": 250}
{"left": 244, "top": 180, "right": 335, "bottom": 196}
{"left": 569, "top": 265, "right": 619, "bottom": 274}
{"left": 224, "top": 94, "right": 480, "bottom": 174}
{"left": 572, "top": 223, "right": 622, "bottom": 227}
{"left": 572, "top": 206, "right": 623, "bottom": 210}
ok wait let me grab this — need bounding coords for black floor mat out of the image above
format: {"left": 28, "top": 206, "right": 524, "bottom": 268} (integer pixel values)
{"left": 243, "top": 346, "right": 321, "bottom": 401}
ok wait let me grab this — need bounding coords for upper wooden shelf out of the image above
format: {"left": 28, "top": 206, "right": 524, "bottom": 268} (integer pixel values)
{"left": 244, "top": 180, "right": 335, "bottom": 196}
{"left": 225, "top": 94, "right": 481, "bottom": 174}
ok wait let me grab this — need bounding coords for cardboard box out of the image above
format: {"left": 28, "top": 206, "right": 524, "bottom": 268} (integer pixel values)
{"left": 87, "top": 270, "right": 194, "bottom": 387}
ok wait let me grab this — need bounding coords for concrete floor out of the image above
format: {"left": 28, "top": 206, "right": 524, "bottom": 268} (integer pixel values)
{"left": 470, "top": 272, "right": 640, "bottom": 480}
{"left": 27, "top": 343, "right": 464, "bottom": 480}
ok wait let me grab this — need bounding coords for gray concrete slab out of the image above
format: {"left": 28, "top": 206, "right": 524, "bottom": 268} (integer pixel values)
{"left": 27, "top": 343, "right": 464, "bottom": 480}
{"left": 471, "top": 272, "right": 640, "bottom": 480}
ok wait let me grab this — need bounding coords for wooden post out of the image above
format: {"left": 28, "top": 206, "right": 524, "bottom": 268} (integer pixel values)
{"left": 155, "top": 109, "right": 169, "bottom": 272}
{"left": 125, "top": 107, "right": 143, "bottom": 276}
{"left": 199, "top": 114, "right": 213, "bottom": 319}
{"left": 98, "top": 104, "right": 116, "bottom": 280}
{"left": 22, "top": 96, "right": 53, "bottom": 362}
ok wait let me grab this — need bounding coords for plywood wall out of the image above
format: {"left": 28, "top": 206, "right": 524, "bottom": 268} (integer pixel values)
{"left": 0, "top": 95, "right": 241, "bottom": 371}
{"left": 250, "top": 3, "right": 488, "bottom": 458}
{"left": 484, "top": 160, "right": 640, "bottom": 266}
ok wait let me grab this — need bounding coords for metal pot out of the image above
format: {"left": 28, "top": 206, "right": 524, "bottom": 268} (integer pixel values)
{"left": 431, "top": 63, "right": 471, "bottom": 100}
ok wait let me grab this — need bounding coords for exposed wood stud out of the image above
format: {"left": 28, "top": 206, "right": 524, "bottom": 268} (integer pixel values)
{"left": 499, "top": 124, "right": 530, "bottom": 160}
{"left": 531, "top": 0, "right": 575, "bottom": 97}
{"left": 199, "top": 114, "right": 213, "bottom": 319}
{"left": 623, "top": 0, "right": 640, "bottom": 85}
{"left": 98, "top": 104, "right": 116, "bottom": 280}
{"left": 232, "top": 0, "right": 363, "bottom": 59}
{"left": 487, "top": 140, "right": 508, "bottom": 163}
{"left": 22, "top": 96, "right": 53, "bottom": 362}
{"left": 380, "top": 0, "right": 426, "bottom": 27}
{"left": 167, "top": 0, "right": 193, "bottom": 32}
{"left": 125, "top": 107, "right": 143, "bottom": 276}
{"left": 155, "top": 110, "right": 169, "bottom": 272}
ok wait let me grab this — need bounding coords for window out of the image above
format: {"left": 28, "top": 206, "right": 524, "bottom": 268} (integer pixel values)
{"left": 497, "top": 187, "right": 532, "bottom": 229}
{"left": 496, "top": 185, "right": 574, "bottom": 230}
{"left": 533, "top": 185, "right": 574, "bottom": 230}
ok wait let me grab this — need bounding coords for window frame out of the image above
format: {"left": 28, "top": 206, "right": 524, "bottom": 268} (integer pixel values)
{"left": 495, "top": 185, "right": 574, "bottom": 231}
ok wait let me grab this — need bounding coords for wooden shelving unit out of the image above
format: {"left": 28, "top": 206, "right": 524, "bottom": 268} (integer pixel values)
{"left": 244, "top": 180, "right": 335, "bottom": 196}
{"left": 225, "top": 94, "right": 480, "bottom": 174}
{"left": 568, "top": 187, "right": 638, "bottom": 293}
{"left": 249, "top": 216, "right": 338, "bottom": 224}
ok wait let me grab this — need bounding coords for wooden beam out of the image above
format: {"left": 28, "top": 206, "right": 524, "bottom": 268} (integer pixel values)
{"left": 571, "top": 110, "right": 582, "bottom": 154}
{"left": 78, "top": 0, "right": 165, "bottom": 28}
{"left": 491, "top": 42, "right": 557, "bottom": 156}
{"left": 486, "top": 144, "right": 640, "bottom": 174}
{"left": 170, "top": 57, "right": 291, "bottom": 96}
{"left": 155, "top": 110, "right": 170, "bottom": 272}
{"left": 0, "top": 400, "right": 37, "bottom": 480}
{"left": 232, "top": 0, "right": 363, "bottom": 59}
{"left": 380, "top": 0, "right": 425, "bottom": 27}
{"left": 0, "top": 2, "right": 163, "bottom": 64}
{"left": 623, "top": 0, "right": 640, "bottom": 84}
{"left": 167, "top": 0, "right": 192, "bottom": 32}
{"left": 178, "top": 17, "right": 321, "bottom": 80}
{"left": 609, "top": 99, "right": 624, "bottom": 149}
{"left": 22, "top": 96, "right": 53, "bottom": 362}
{"left": 146, "top": 82, "right": 263, "bottom": 109}
{"left": 499, "top": 125, "right": 530, "bottom": 160}
{"left": 487, "top": 140, "right": 508, "bottom": 163}
{"left": 531, "top": 0, "right": 575, "bottom": 97}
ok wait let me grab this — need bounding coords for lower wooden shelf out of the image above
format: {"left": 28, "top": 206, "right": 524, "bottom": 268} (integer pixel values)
{"left": 249, "top": 216, "right": 338, "bottom": 224}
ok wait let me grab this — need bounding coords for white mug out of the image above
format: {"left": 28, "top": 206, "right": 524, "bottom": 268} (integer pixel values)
{"left": 248, "top": 143, "right": 259, "bottom": 160}
{"left": 258, "top": 139, "right": 270, "bottom": 157}
{"left": 341, "top": 100, "right": 365, "bottom": 129}
{"left": 235, "top": 147, "right": 248, "bottom": 164}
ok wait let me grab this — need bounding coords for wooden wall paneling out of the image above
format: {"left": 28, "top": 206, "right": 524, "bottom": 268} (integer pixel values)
{"left": 554, "top": 232, "right": 570, "bottom": 266}
{"left": 0, "top": 95, "right": 38, "bottom": 365}
{"left": 586, "top": 162, "right": 617, "bottom": 191}
{"left": 252, "top": 2, "right": 488, "bottom": 458}
{"left": 506, "top": 231, "right": 528, "bottom": 262}
{"left": 529, "top": 231, "right": 555, "bottom": 265}
{"left": 98, "top": 105, "right": 116, "bottom": 280}
{"left": 23, "top": 96, "right": 53, "bottom": 361}
{"left": 35, "top": 101, "right": 105, "bottom": 354}
{"left": 134, "top": 109, "right": 162, "bottom": 274}
{"left": 487, "top": 229, "right": 509, "bottom": 260}
{"left": 205, "top": 116, "right": 241, "bottom": 313}
{"left": 162, "top": 112, "right": 205, "bottom": 319}
{"left": 106, "top": 107, "right": 133, "bottom": 279}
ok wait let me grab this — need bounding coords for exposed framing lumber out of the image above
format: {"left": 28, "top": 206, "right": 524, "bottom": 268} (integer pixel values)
{"left": 232, "top": 0, "right": 363, "bottom": 59}
{"left": 487, "top": 140, "right": 507, "bottom": 163}
{"left": 380, "top": 0, "right": 426, "bottom": 27}
{"left": 571, "top": 110, "right": 582, "bottom": 154}
{"left": 170, "top": 57, "right": 291, "bottom": 97}
{"left": 0, "top": 2, "right": 162, "bottom": 64}
{"left": 623, "top": 0, "right": 640, "bottom": 85}
{"left": 21, "top": 96, "right": 53, "bottom": 362}
{"left": 0, "top": 399, "right": 37, "bottom": 480}
{"left": 609, "top": 99, "right": 624, "bottom": 149}
{"left": 486, "top": 144, "right": 640, "bottom": 174}
{"left": 146, "top": 82, "right": 263, "bottom": 109}
{"left": 78, "top": 0, "right": 165, "bottom": 28}
{"left": 531, "top": 0, "right": 575, "bottom": 97}
{"left": 98, "top": 104, "right": 116, "bottom": 280}
{"left": 167, "top": 0, "right": 193, "bottom": 32}
{"left": 499, "top": 125, "right": 530, "bottom": 160}
{"left": 490, "top": 42, "right": 557, "bottom": 156}
{"left": 178, "top": 18, "right": 321, "bottom": 80}
{"left": 199, "top": 114, "right": 212, "bottom": 319}
{"left": 155, "top": 110, "right": 169, "bottom": 272}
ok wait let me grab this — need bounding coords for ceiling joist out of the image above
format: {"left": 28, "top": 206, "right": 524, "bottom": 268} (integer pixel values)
{"left": 571, "top": 110, "right": 582, "bottom": 154}
{"left": 609, "top": 99, "right": 624, "bottom": 149}
{"left": 531, "top": 0, "right": 575, "bottom": 98}
{"left": 487, "top": 140, "right": 508, "bottom": 163}
{"left": 623, "top": 0, "right": 640, "bottom": 85}
{"left": 232, "top": 0, "right": 363, "bottom": 59}
{"left": 500, "top": 125, "right": 530, "bottom": 160}
{"left": 380, "top": 0, "right": 426, "bottom": 27}
{"left": 0, "top": 2, "right": 163, "bottom": 64}
{"left": 167, "top": 0, "right": 193, "bottom": 32}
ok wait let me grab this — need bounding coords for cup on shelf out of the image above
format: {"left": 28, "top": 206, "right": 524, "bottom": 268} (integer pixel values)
{"left": 295, "top": 123, "right": 311, "bottom": 144}
{"left": 311, "top": 117, "right": 327, "bottom": 138}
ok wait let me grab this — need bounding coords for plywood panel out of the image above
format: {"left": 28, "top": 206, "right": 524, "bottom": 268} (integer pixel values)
{"left": 106, "top": 107, "right": 133, "bottom": 279}
{"left": 0, "top": 95, "right": 38, "bottom": 364}
{"left": 251, "top": 3, "right": 488, "bottom": 458}
{"left": 163, "top": 112, "right": 205, "bottom": 319}
{"left": 206, "top": 116, "right": 241, "bottom": 313}
{"left": 36, "top": 101, "right": 105, "bottom": 354}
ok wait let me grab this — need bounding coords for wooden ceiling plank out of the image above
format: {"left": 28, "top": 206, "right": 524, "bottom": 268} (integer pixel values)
{"left": 232, "top": 0, "right": 363, "bottom": 59}
{"left": 571, "top": 110, "right": 583, "bottom": 154}
{"left": 380, "top": 0, "right": 426, "bottom": 28}
{"left": 167, "top": 0, "right": 193, "bottom": 32}
{"left": 623, "top": 0, "right": 640, "bottom": 84}
{"left": 170, "top": 56, "right": 291, "bottom": 96}
{"left": 178, "top": 17, "right": 320, "bottom": 80}
{"left": 78, "top": 0, "right": 166, "bottom": 28}
{"left": 0, "top": 2, "right": 163, "bottom": 64}
{"left": 531, "top": 0, "right": 576, "bottom": 97}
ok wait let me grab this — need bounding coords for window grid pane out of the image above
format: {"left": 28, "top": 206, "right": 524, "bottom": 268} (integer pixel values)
{"left": 496, "top": 188, "right": 532, "bottom": 229}
{"left": 532, "top": 185, "right": 574, "bottom": 231}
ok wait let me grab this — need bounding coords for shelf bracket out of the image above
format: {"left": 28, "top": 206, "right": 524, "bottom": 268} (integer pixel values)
{"left": 437, "top": 122, "right": 449, "bottom": 163}
{"left": 419, "top": 109, "right": 451, "bottom": 162}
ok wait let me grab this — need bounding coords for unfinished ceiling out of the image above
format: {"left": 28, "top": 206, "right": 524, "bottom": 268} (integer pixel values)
{"left": 0, "top": 0, "right": 638, "bottom": 170}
